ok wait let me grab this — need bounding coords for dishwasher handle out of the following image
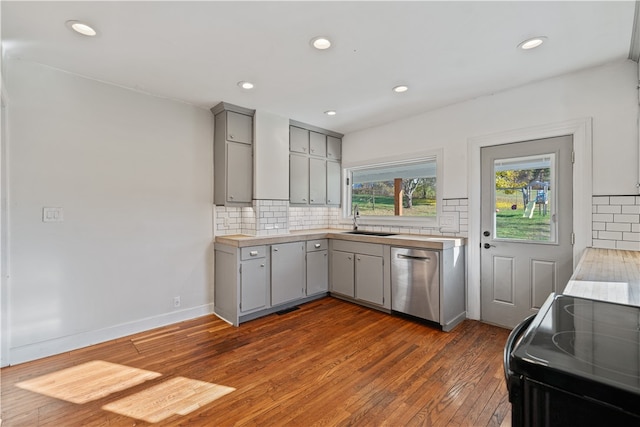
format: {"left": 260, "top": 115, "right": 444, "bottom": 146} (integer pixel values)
{"left": 396, "top": 253, "right": 432, "bottom": 261}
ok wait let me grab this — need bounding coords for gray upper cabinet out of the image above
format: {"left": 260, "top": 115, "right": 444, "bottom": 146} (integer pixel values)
{"left": 327, "top": 136, "right": 342, "bottom": 160}
{"left": 309, "top": 132, "right": 327, "bottom": 157}
{"left": 289, "top": 121, "right": 343, "bottom": 207}
{"left": 226, "top": 111, "right": 253, "bottom": 144}
{"left": 290, "top": 154, "right": 309, "bottom": 204}
{"left": 290, "top": 126, "right": 309, "bottom": 154}
{"left": 326, "top": 160, "right": 341, "bottom": 206}
{"left": 212, "top": 102, "right": 255, "bottom": 206}
{"left": 309, "top": 158, "right": 327, "bottom": 205}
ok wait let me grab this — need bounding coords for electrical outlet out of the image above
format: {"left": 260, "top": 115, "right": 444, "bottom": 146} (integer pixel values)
{"left": 173, "top": 296, "right": 181, "bottom": 308}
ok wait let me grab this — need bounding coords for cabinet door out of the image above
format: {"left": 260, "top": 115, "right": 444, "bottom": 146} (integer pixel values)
{"left": 271, "top": 242, "right": 305, "bottom": 305}
{"left": 290, "top": 154, "right": 309, "bottom": 204}
{"left": 331, "top": 251, "right": 354, "bottom": 297}
{"left": 227, "top": 142, "right": 253, "bottom": 203}
{"left": 326, "top": 160, "right": 341, "bottom": 206}
{"left": 226, "top": 111, "right": 253, "bottom": 144}
{"left": 309, "top": 132, "right": 327, "bottom": 157}
{"left": 327, "top": 136, "right": 342, "bottom": 160}
{"left": 307, "top": 250, "right": 328, "bottom": 295}
{"left": 240, "top": 258, "right": 268, "bottom": 312}
{"left": 309, "top": 158, "right": 326, "bottom": 205}
{"left": 290, "top": 126, "right": 309, "bottom": 154}
{"left": 355, "top": 254, "right": 384, "bottom": 305}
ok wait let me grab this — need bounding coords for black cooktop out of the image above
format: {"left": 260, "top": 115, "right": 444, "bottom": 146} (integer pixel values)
{"left": 511, "top": 294, "right": 640, "bottom": 415}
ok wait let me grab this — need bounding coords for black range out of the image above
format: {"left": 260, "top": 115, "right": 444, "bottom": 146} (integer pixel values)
{"left": 505, "top": 293, "right": 640, "bottom": 427}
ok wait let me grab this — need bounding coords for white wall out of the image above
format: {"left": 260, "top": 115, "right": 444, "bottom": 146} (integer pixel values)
{"left": 5, "top": 59, "right": 214, "bottom": 364}
{"left": 344, "top": 59, "right": 639, "bottom": 319}
{"left": 344, "top": 59, "right": 639, "bottom": 197}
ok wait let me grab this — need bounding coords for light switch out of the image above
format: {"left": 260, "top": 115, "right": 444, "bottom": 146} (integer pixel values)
{"left": 43, "top": 207, "right": 64, "bottom": 222}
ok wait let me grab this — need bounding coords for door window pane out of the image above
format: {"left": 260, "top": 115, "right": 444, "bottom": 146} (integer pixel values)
{"left": 493, "top": 154, "right": 555, "bottom": 242}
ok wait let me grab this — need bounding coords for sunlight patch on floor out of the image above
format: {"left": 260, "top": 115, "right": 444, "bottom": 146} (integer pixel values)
{"left": 15, "top": 360, "right": 161, "bottom": 404}
{"left": 102, "top": 376, "right": 235, "bottom": 423}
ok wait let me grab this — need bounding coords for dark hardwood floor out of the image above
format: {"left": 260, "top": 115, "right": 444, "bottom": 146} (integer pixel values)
{"left": 1, "top": 297, "right": 512, "bottom": 426}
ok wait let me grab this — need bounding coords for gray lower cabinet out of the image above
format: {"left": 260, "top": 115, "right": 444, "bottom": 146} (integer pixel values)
{"left": 306, "top": 247, "right": 328, "bottom": 296}
{"left": 271, "top": 242, "right": 306, "bottom": 305}
{"left": 330, "top": 240, "right": 389, "bottom": 308}
{"left": 355, "top": 253, "right": 384, "bottom": 305}
{"left": 331, "top": 250, "right": 355, "bottom": 297}
{"left": 214, "top": 244, "right": 270, "bottom": 325}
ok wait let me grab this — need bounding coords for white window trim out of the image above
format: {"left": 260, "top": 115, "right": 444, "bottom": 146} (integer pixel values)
{"left": 341, "top": 149, "right": 443, "bottom": 228}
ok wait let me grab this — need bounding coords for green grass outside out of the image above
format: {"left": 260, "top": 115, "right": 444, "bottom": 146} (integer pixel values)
{"left": 352, "top": 194, "right": 436, "bottom": 217}
{"left": 495, "top": 206, "right": 551, "bottom": 241}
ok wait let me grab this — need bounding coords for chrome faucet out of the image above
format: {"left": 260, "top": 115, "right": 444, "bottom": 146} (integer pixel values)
{"left": 353, "top": 204, "right": 360, "bottom": 230}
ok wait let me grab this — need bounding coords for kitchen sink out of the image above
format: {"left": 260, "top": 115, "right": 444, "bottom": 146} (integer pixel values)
{"left": 345, "top": 230, "right": 397, "bottom": 237}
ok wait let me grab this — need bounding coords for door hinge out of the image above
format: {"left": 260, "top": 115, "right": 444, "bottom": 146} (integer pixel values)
{"left": 346, "top": 177, "right": 350, "bottom": 186}
{"left": 571, "top": 232, "right": 575, "bottom": 245}
{"left": 571, "top": 151, "right": 575, "bottom": 164}
{"left": 239, "top": 264, "right": 242, "bottom": 274}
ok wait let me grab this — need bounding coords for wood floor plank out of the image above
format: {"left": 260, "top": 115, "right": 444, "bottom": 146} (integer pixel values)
{"left": 1, "top": 297, "right": 511, "bottom": 426}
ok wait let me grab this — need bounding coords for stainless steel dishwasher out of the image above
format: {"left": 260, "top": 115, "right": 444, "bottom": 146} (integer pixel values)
{"left": 391, "top": 247, "right": 440, "bottom": 323}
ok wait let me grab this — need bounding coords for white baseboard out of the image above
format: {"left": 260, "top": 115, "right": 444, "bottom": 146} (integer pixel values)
{"left": 7, "top": 303, "right": 215, "bottom": 366}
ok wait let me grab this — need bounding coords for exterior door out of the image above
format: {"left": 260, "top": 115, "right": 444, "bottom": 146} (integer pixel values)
{"left": 481, "top": 136, "right": 573, "bottom": 328}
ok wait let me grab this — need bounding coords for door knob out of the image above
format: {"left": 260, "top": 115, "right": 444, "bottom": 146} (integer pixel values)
{"left": 484, "top": 243, "right": 496, "bottom": 249}
{"left": 483, "top": 231, "right": 490, "bottom": 237}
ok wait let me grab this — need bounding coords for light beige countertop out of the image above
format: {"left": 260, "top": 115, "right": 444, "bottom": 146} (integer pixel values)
{"left": 563, "top": 248, "right": 640, "bottom": 306}
{"left": 215, "top": 228, "right": 466, "bottom": 250}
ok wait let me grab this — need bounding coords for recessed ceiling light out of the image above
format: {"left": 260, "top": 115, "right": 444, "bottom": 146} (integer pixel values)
{"left": 66, "top": 20, "right": 97, "bottom": 37}
{"left": 518, "top": 36, "right": 547, "bottom": 50}
{"left": 324, "top": 110, "right": 337, "bottom": 116}
{"left": 311, "top": 36, "right": 332, "bottom": 50}
{"left": 393, "top": 85, "right": 409, "bottom": 93}
{"left": 237, "top": 81, "right": 254, "bottom": 90}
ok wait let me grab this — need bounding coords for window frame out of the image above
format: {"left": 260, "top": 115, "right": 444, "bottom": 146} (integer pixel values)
{"left": 342, "top": 149, "right": 443, "bottom": 228}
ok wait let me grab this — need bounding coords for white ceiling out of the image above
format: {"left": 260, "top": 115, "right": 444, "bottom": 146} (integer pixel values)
{"left": 2, "top": 1, "right": 637, "bottom": 134}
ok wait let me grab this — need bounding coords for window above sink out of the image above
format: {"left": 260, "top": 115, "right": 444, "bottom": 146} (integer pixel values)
{"left": 343, "top": 149, "right": 442, "bottom": 228}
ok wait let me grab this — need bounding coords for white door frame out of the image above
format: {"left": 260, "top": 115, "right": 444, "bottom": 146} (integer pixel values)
{"left": 467, "top": 118, "right": 592, "bottom": 321}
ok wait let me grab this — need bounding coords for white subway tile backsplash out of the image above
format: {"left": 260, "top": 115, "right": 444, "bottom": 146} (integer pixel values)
{"left": 614, "top": 214, "right": 640, "bottom": 223}
{"left": 592, "top": 213, "right": 614, "bottom": 222}
{"left": 592, "top": 196, "right": 609, "bottom": 205}
{"left": 617, "top": 240, "right": 640, "bottom": 250}
{"left": 597, "top": 205, "right": 621, "bottom": 214}
{"left": 606, "top": 223, "right": 631, "bottom": 232}
{"left": 591, "top": 195, "right": 640, "bottom": 251}
{"left": 622, "top": 205, "right": 640, "bottom": 214}
{"left": 592, "top": 239, "right": 617, "bottom": 249}
{"left": 610, "top": 196, "right": 636, "bottom": 205}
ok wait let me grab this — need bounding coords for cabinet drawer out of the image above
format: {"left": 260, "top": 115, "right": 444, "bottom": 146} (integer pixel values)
{"left": 332, "top": 240, "right": 384, "bottom": 256}
{"left": 307, "top": 239, "right": 328, "bottom": 252}
{"left": 241, "top": 245, "right": 267, "bottom": 260}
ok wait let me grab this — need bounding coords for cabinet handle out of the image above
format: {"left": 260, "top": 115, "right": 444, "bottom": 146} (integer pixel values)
{"left": 274, "top": 248, "right": 279, "bottom": 252}
{"left": 260, "top": 264, "right": 265, "bottom": 267}
{"left": 314, "top": 243, "right": 321, "bottom": 248}
{"left": 250, "top": 251, "right": 258, "bottom": 256}
{"left": 229, "top": 134, "right": 234, "bottom": 140}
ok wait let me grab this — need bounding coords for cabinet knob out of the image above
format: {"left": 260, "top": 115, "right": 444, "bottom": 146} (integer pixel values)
{"left": 314, "top": 243, "right": 321, "bottom": 248}
{"left": 229, "top": 134, "right": 234, "bottom": 140}
{"left": 260, "top": 264, "right": 265, "bottom": 268}
{"left": 348, "top": 256, "right": 352, "bottom": 260}
{"left": 357, "top": 257, "right": 361, "bottom": 261}
{"left": 327, "top": 199, "right": 331, "bottom": 203}
{"left": 229, "top": 195, "right": 234, "bottom": 199}
{"left": 302, "top": 198, "right": 307, "bottom": 201}
{"left": 274, "top": 248, "right": 279, "bottom": 252}
{"left": 250, "top": 251, "right": 258, "bottom": 256}
{"left": 310, "top": 199, "right": 314, "bottom": 202}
